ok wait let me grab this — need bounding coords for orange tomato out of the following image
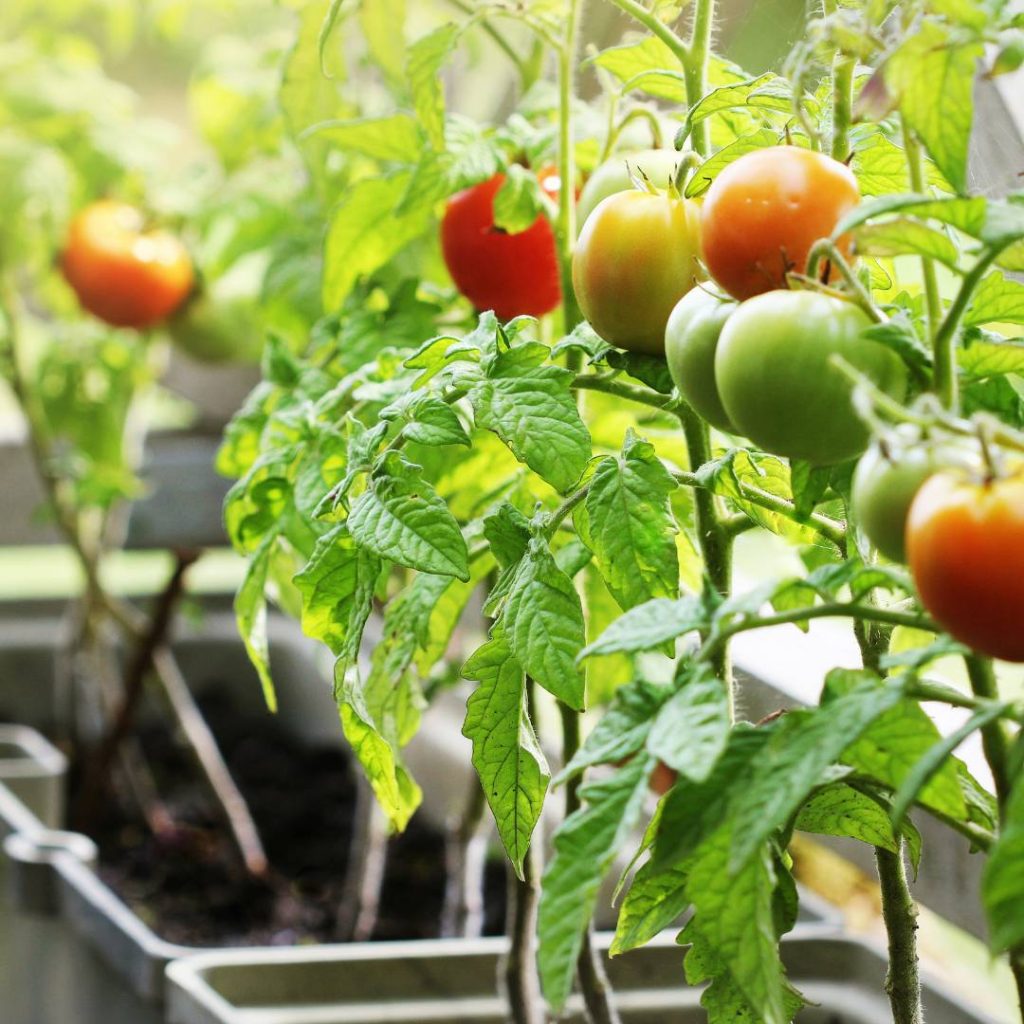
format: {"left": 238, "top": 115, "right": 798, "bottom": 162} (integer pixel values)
{"left": 700, "top": 146, "right": 860, "bottom": 300}
{"left": 62, "top": 200, "right": 194, "bottom": 329}
{"left": 907, "top": 469, "right": 1024, "bottom": 662}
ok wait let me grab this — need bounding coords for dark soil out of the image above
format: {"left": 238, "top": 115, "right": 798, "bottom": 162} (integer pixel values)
{"left": 82, "top": 689, "right": 507, "bottom": 947}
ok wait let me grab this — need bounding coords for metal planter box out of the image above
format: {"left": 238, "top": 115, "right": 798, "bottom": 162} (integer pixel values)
{"left": 164, "top": 927, "right": 1000, "bottom": 1024}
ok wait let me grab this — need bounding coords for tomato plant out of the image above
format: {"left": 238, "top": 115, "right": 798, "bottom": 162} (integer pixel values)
{"left": 715, "top": 290, "right": 907, "bottom": 465}
{"left": 908, "top": 469, "right": 1024, "bottom": 663}
{"left": 700, "top": 146, "right": 860, "bottom": 300}
{"left": 441, "top": 173, "right": 562, "bottom": 321}
{"left": 573, "top": 189, "right": 703, "bottom": 353}
{"left": 61, "top": 200, "right": 194, "bottom": 329}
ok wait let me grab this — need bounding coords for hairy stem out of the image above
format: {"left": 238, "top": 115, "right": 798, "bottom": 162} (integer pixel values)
{"left": 556, "top": 0, "right": 585, "bottom": 333}
{"left": 504, "top": 839, "right": 544, "bottom": 1024}
{"left": 572, "top": 373, "right": 678, "bottom": 410}
{"left": 875, "top": 845, "right": 923, "bottom": 1024}
{"left": 683, "top": 0, "right": 716, "bottom": 159}
{"left": 602, "top": 0, "right": 690, "bottom": 65}
{"left": 830, "top": 54, "right": 855, "bottom": 162}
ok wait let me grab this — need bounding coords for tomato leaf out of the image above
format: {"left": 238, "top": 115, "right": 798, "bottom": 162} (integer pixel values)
{"left": 646, "top": 661, "right": 730, "bottom": 783}
{"left": 578, "top": 594, "right": 708, "bottom": 660}
{"left": 677, "top": 74, "right": 792, "bottom": 147}
{"left": 853, "top": 217, "right": 960, "bottom": 268}
{"left": 492, "top": 164, "right": 544, "bottom": 234}
{"left": 348, "top": 451, "right": 470, "bottom": 579}
{"left": 538, "top": 755, "right": 655, "bottom": 1011}
{"left": 965, "top": 271, "right": 1024, "bottom": 327}
{"left": 610, "top": 858, "right": 689, "bottom": 956}
{"left": 727, "top": 674, "right": 906, "bottom": 871}
{"left": 959, "top": 328, "right": 1024, "bottom": 378}
{"left": 300, "top": 113, "right": 423, "bottom": 161}
{"left": 885, "top": 20, "right": 981, "bottom": 194}
{"left": 576, "top": 430, "right": 679, "bottom": 611}
{"left": 470, "top": 345, "right": 591, "bottom": 494}
{"left": 503, "top": 539, "right": 586, "bottom": 709}
{"left": 407, "top": 21, "right": 462, "bottom": 149}
{"left": 293, "top": 524, "right": 382, "bottom": 672}
{"left": 463, "top": 625, "right": 549, "bottom": 878}
{"left": 234, "top": 532, "right": 279, "bottom": 712}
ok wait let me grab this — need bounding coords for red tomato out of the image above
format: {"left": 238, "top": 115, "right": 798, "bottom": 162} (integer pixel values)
{"left": 700, "top": 146, "right": 860, "bottom": 300}
{"left": 440, "top": 174, "right": 561, "bottom": 321}
{"left": 62, "top": 200, "right": 194, "bottom": 329}
{"left": 907, "top": 469, "right": 1024, "bottom": 662}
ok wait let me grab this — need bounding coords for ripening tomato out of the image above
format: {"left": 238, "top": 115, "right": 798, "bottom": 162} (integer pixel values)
{"left": 572, "top": 190, "right": 703, "bottom": 354}
{"left": 851, "top": 427, "right": 980, "bottom": 563}
{"left": 700, "top": 147, "right": 860, "bottom": 300}
{"left": 714, "top": 291, "right": 907, "bottom": 466}
{"left": 61, "top": 200, "right": 194, "bottom": 329}
{"left": 907, "top": 469, "right": 1024, "bottom": 662}
{"left": 577, "top": 149, "right": 681, "bottom": 227}
{"left": 664, "top": 287, "right": 737, "bottom": 433}
{"left": 441, "top": 174, "right": 561, "bottom": 321}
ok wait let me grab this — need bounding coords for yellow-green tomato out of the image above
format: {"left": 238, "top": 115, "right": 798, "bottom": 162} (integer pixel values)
{"left": 577, "top": 149, "right": 681, "bottom": 227}
{"left": 714, "top": 291, "right": 908, "bottom": 466}
{"left": 664, "top": 288, "right": 737, "bottom": 433}
{"left": 851, "top": 427, "right": 980, "bottom": 563}
{"left": 168, "top": 254, "right": 265, "bottom": 364}
{"left": 572, "top": 190, "right": 703, "bottom": 355}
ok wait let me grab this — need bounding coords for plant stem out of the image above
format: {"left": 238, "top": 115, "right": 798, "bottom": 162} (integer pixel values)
{"left": 504, "top": 839, "right": 544, "bottom": 1024}
{"left": 851, "top": 586, "right": 924, "bottom": 1024}
{"left": 830, "top": 55, "right": 855, "bottom": 162}
{"left": 151, "top": 647, "right": 269, "bottom": 877}
{"left": 932, "top": 247, "right": 999, "bottom": 413}
{"left": 805, "top": 239, "right": 886, "bottom": 322}
{"left": 74, "top": 549, "right": 200, "bottom": 831}
{"left": 901, "top": 121, "right": 942, "bottom": 339}
{"left": 441, "top": 773, "right": 490, "bottom": 938}
{"left": 670, "top": 468, "right": 847, "bottom": 549}
{"left": 683, "top": 0, "right": 715, "bottom": 159}
{"left": 602, "top": 0, "right": 690, "bottom": 66}
{"left": 446, "top": 0, "right": 530, "bottom": 84}
{"left": 875, "top": 845, "right": 923, "bottom": 1024}
{"left": 572, "top": 373, "right": 678, "bottom": 410}
{"left": 677, "top": 404, "right": 733, "bottom": 708}
{"left": 556, "top": 0, "right": 585, "bottom": 334}
{"left": 559, "top": 701, "right": 622, "bottom": 1024}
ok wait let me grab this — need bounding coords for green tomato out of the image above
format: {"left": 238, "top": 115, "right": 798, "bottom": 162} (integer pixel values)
{"left": 664, "top": 288, "right": 737, "bottom": 433}
{"left": 715, "top": 291, "right": 908, "bottom": 466}
{"left": 851, "top": 427, "right": 980, "bottom": 562}
{"left": 573, "top": 190, "right": 703, "bottom": 355}
{"left": 577, "top": 149, "right": 681, "bottom": 227}
{"left": 168, "top": 253, "right": 266, "bottom": 364}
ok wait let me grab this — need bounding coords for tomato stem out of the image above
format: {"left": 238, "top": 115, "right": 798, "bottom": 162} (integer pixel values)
{"left": 601, "top": 0, "right": 690, "bottom": 67}
{"left": 805, "top": 239, "right": 885, "bottom": 322}
{"left": 830, "top": 54, "right": 856, "bottom": 163}
{"left": 875, "top": 844, "right": 924, "bottom": 1024}
{"left": 901, "top": 121, "right": 943, "bottom": 340}
{"left": 683, "top": 0, "right": 715, "bottom": 159}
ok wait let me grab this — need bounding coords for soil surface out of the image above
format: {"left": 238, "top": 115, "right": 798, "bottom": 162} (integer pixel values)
{"left": 82, "top": 690, "right": 506, "bottom": 947}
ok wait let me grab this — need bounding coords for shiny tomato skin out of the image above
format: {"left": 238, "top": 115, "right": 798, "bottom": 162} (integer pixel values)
{"left": 62, "top": 200, "right": 194, "bottom": 329}
{"left": 440, "top": 174, "right": 561, "bottom": 321}
{"left": 664, "top": 287, "right": 737, "bottom": 433}
{"left": 714, "top": 291, "right": 907, "bottom": 466}
{"left": 573, "top": 190, "right": 703, "bottom": 354}
{"left": 701, "top": 147, "right": 860, "bottom": 300}
{"left": 851, "top": 428, "right": 980, "bottom": 563}
{"left": 577, "top": 149, "right": 681, "bottom": 227}
{"left": 907, "top": 471, "right": 1024, "bottom": 662}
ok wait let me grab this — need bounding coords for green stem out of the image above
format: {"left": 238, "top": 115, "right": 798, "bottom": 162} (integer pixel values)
{"left": 671, "top": 468, "right": 848, "bottom": 548}
{"left": 602, "top": 0, "right": 690, "bottom": 66}
{"left": 545, "top": 481, "right": 593, "bottom": 537}
{"left": 677, "top": 403, "right": 734, "bottom": 716}
{"left": 830, "top": 54, "right": 856, "bottom": 162}
{"left": 901, "top": 121, "right": 942, "bottom": 340}
{"left": 446, "top": 0, "right": 530, "bottom": 84}
{"left": 683, "top": 0, "right": 715, "bottom": 158}
{"left": 805, "top": 239, "right": 885, "bottom": 321}
{"left": 932, "top": 247, "right": 1000, "bottom": 413}
{"left": 607, "top": 107, "right": 665, "bottom": 156}
{"left": 850, "top": 585, "right": 924, "bottom": 1024}
{"left": 556, "top": 0, "right": 585, "bottom": 335}
{"left": 875, "top": 845, "right": 923, "bottom": 1024}
{"left": 572, "top": 373, "right": 679, "bottom": 410}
